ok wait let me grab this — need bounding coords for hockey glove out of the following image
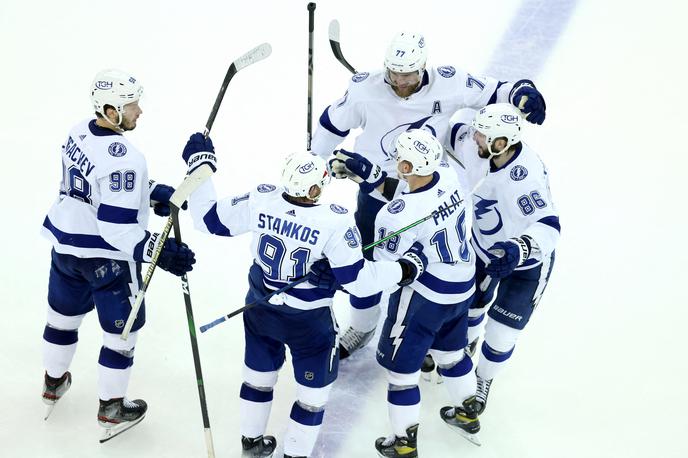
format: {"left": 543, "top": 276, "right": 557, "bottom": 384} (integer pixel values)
{"left": 510, "top": 80, "right": 547, "bottom": 125}
{"left": 157, "top": 238, "right": 196, "bottom": 277}
{"left": 332, "top": 149, "right": 387, "bottom": 193}
{"left": 149, "top": 181, "right": 187, "bottom": 216}
{"left": 182, "top": 132, "right": 217, "bottom": 174}
{"left": 307, "top": 259, "right": 342, "bottom": 293}
{"left": 397, "top": 242, "right": 428, "bottom": 287}
{"left": 485, "top": 236, "right": 533, "bottom": 279}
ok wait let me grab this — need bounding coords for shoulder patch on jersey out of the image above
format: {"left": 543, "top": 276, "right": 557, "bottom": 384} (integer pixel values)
{"left": 329, "top": 204, "right": 348, "bottom": 214}
{"left": 257, "top": 183, "right": 277, "bottom": 193}
{"left": 387, "top": 199, "right": 406, "bottom": 214}
{"left": 437, "top": 66, "right": 456, "bottom": 78}
{"left": 510, "top": 165, "right": 528, "bottom": 181}
{"left": 108, "top": 142, "right": 127, "bottom": 157}
{"left": 352, "top": 72, "right": 369, "bottom": 83}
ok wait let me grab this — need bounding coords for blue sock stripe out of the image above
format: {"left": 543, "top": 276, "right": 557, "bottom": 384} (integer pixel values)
{"left": 439, "top": 355, "right": 473, "bottom": 378}
{"left": 98, "top": 346, "right": 133, "bottom": 369}
{"left": 387, "top": 386, "right": 421, "bottom": 406}
{"left": 481, "top": 342, "right": 514, "bottom": 363}
{"left": 43, "top": 326, "right": 78, "bottom": 345}
{"left": 350, "top": 292, "right": 382, "bottom": 309}
{"left": 290, "top": 402, "right": 325, "bottom": 426}
{"left": 240, "top": 383, "right": 274, "bottom": 403}
{"left": 468, "top": 313, "right": 485, "bottom": 327}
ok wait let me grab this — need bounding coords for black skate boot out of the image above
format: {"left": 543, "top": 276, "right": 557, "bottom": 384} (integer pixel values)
{"left": 440, "top": 396, "right": 481, "bottom": 446}
{"left": 241, "top": 435, "right": 277, "bottom": 457}
{"left": 374, "top": 423, "right": 418, "bottom": 457}
{"left": 98, "top": 397, "right": 147, "bottom": 443}
{"left": 420, "top": 354, "right": 435, "bottom": 382}
{"left": 42, "top": 371, "right": 72, "bottom": 420}
{"left": 475, "top": 375, "right": 493, "bottom": 414}
{"left": 339, "top": 326, "right": 375, "bottom": 359}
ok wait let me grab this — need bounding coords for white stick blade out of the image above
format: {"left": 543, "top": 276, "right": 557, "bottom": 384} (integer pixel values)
{"left": 328, "top": 19, "right": 340, "bottom": 41}
{"left": 169, "top": 164, "right": 214, "bottom": 209}
{"left": 233, "top": 43, "right": 272, "bottom": 72}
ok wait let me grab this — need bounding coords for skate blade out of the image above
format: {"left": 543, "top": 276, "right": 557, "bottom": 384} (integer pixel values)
{"left": 43, "top": 403, "right": 56, "bottom": 420}
{"left": 99, "top": 415, "right": 146, "bottom": 443}
{"left": 443, "top": 421, "right": 482, "bottom": 447}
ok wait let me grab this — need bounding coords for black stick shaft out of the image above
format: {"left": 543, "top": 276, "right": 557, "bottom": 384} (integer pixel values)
{"left": 307, "top": 2, "right": 316, "bottom": 150}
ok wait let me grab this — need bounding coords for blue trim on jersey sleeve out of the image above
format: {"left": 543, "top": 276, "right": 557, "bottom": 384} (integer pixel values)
{"left": 332, "top": 259, "right": 364, "bottom": 285}
{"left": 450, "top": 122, "right": 466, "bottom": 150}
{"left": 43, "top": 216, "right": 118, "bottom": 251}
{"left": 133, "top": 230, "right": 151, "bottom": 261}
{"left": 88, "top": 119, "right": 121, "bottom": 137}
{"left": 203, "top": 203, "right": 232, "bottom": 236}
{"left": 417, "top": 271, "right": 475, "bottom": 294}
{"left": 537, "top": 215, "right": 561, "bottom": 233}
{"left": 319, "top": 107, "right": 350, "bottom": 137}
{"left": 487, "top": 81, "right": 507, "bottom": 105}
{"left": 97, "top": 204, "right": 138, "bottom": 224}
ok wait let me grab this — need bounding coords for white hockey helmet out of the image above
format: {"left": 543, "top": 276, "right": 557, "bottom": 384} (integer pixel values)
{"left": 395, "top": 129, "right": 443, "bottom": 176}
{"left": 281, "top": 153, "right": 330, "bottom": 201}
{"left": 90, "top": 69, "right": 143, "bottom": 125}
{"left": 472, "top": 103, "right": 522, "bottom": 156}
{"left": 384, "top": 32, "right": 427, "bottom": 76}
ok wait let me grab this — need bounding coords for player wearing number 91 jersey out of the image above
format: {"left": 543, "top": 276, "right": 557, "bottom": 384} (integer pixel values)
{"left": 184, "top": 137, "right": 425, "bottom": 458}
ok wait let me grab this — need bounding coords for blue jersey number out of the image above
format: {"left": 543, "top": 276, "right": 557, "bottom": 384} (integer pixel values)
{"left": 430, "top": 209, "right": 471, "bottom": 263}
{"left": 109, "top": 170, "right": 136, "bottom": 192}
{"left": 258, "top": 234, "right": 311, "bottom": 281}
{"left": 377, "top": 228, "right": 400, "bottom": 253}
{"left": 517, "top": 191, "right": 547, "bottom": 215}
{"left": 64, "top": 165, "right": 92, "bottom": 204}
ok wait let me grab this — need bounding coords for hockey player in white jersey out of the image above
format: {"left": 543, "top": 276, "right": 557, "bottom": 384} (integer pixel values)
{"left": 181, "top": 134, "right": 427, "bottom": 458}
{"left": 40, "top": 69, "right": 196, "bottom": 441}
{"left": 331, "top": 129, "right": 482, "bottom": 456}
{"left": 311, "top": 31, "right": 548, "bottom": 359}
{"left": 448, "top": 103, "right": 560, "bottom": 415}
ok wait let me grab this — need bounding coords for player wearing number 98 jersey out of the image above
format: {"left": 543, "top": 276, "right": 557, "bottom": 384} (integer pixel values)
{"left": 184, "top": 137, "right": 425, "bottom": 458}
{"left": 448, "top": 104, "right": 560, "bottom": 416}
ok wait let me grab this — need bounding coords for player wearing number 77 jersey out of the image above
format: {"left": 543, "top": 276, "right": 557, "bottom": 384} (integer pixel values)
{"left": 448, "top": 103, "right": 560, "bottom": 416}
{"left": 182, "top": 133, "right": 426, "bottom": 458}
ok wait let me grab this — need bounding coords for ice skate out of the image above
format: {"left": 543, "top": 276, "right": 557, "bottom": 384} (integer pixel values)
{"left": 440, "top": 397, "right": 481, "bottom": 446}
{"left": 420, "top": 354, "right": 444, "bottom": 384}
{"left": 374, "top": 423, "right": 418, "bottom": 457}
{"left": 98, "top": 397, "right": 147, "bottom": 443}
{"left": 241, "top": 434, "right": 276, "bottom": 457}
{"left": 465, "top": 338, "right": 478, "bottom": 357}
{"left": 476, "top": 375, "right": 493, "bottom": 415}
{"left": 42, "top": 371, "right": 72, "bottom": 420}
{"left": 339, "top": 326, "right": 375, "bottom": 359}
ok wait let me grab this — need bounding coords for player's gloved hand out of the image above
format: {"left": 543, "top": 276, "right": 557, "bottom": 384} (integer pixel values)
{"left": 397, "top": 242, "right": 428, "bottom": 286}
{"left": 157, "top": 238, "right": 196, "bottom": 276}
{"left": 331, "top": 149, "right": 387, "bottom": 193}
{"left": 307, "top": 259, "right": 341, "bottom": 293}
{"left": 510, "top": 80, "right": 546, "bottom": 125}
{"left": 149, "top": 182, "right": 188, "bottom": 216}
{"left": 182, "top": 132, "right": 217, "bottom": 174}
{"left": 485, "top": 236, "right": 532, "bottom": 279}
{"left": 328, "top": 154, "right": 352, "bottom": 180}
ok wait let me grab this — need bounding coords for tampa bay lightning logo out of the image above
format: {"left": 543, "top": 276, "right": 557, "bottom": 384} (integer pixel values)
{"left": 510, "top": 165, "right": 528, "bottom": 181}
{"left": 437, "top": 66, "right": 456, "bottom": 78}
{"left": 257, "top": 184, "right": 276, "bottom": 193}
{"left": 352, "top": 72, "right": 369, "bottom": 83}
{"left": 388, "top": 199, "right": 406, "bottom": 214}
{"left": 329, "top": 204, "right": 348, "bottom": 214}
{"left": 380, "top": 117, "right": 437, "bottom": 160}
{"left": 474, "top": 195, "right": 503, "bottom": 235}
{"left": 108, "top": 142, "right": 127, "bottom": 157}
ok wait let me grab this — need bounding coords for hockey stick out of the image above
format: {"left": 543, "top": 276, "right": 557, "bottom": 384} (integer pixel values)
{"left": 199, "top": 197, "right": 466, "bottom": 333}
{"left": 328, "top": 20, "right": 357, "bottom": 74}
{"left": 307, "top": 2, "right": 316, "bottom": 150}
{"left": 121, "top": 42, "right": 272, "bottom": 341}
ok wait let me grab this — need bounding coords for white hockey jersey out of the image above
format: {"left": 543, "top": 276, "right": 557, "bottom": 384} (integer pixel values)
{"left": 374, "top": 165, "right": 476, "bottom": 305}
{"left": 449, "top": 110, "right": 560, "bottom": 270}
{"left": 41, "top": 119, "right": 159, "bottom": 262}
{"left": 311, "top": 66, "right": 516, "bottom": 174}
{"left": 189, "top": 179, "right": 404, "bottom": 311}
